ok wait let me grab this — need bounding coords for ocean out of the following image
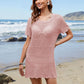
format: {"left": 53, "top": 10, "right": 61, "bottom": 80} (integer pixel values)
{"left": 0, "top": 19, "right": 84, "bottom": 73}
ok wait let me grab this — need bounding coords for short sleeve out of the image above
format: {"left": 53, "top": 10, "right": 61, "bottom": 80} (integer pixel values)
{"left": 25, "top": 17, "right": 32, "bottom": 38}
{"left": 59, "top": 15, "right": 70, "bottom": 34}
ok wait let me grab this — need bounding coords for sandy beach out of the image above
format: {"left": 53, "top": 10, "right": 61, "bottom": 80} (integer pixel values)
{"left": 1, "top": 58, "right": 84, "bottom": 84}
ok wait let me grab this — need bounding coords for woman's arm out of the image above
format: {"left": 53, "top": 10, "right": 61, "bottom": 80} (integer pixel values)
{"left": 55, "top": 28, "right": 73, "bottom": 47}
{"left": 19, "top": 36, "right": 31, "bottom": 64}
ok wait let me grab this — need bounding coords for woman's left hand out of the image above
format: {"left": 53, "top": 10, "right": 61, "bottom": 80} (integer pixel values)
{"left": 54, "top": 43, "right": 57, "bottom": 48}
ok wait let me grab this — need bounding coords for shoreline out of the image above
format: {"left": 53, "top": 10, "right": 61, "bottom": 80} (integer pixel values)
{"left": 0, "top": 57, "right": 84, "bottom": 73}
{"left": 0, "top": 57, "right": 83, "bottom": 73}
{"left": 1, "top": 58, "right": 84, "bottom": 84}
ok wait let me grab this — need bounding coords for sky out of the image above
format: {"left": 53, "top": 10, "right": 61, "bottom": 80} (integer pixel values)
{"left": 0, "top": 0, "right": 84, "bottom": 19}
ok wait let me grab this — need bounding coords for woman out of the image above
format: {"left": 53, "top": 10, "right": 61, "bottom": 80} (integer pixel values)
{"left": 19, "top": 0, "right": 73, "bottom": 84}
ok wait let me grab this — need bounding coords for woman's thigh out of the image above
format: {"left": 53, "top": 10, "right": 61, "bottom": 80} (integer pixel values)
{"left": 45, "top": 78, "right": 57, "bottom": 84}
{"left": 30, "top": 78, "right": 42, "bottom": 84}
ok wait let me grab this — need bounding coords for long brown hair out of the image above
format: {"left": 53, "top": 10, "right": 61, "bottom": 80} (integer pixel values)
{"left": 30, "top": 0, "right": 53, "bottom": 24}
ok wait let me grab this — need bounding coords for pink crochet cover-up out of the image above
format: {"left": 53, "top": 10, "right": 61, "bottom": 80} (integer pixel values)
{"left": 24, "top": 13, "right": 70, "bottom": 78}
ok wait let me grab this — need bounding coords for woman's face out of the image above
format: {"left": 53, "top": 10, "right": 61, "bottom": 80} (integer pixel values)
{"left": 35, "top": 0, "right": 48, "bottom": 9}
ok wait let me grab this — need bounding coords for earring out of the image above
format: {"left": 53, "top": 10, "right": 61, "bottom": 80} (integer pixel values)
{"left": 47, "top": 1, "right": 50, "bottom": 5}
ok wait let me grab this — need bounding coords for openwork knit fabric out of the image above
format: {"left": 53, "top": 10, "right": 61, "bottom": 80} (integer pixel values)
{"left": 25, "top": 13, "right": 70, "bottom": 78}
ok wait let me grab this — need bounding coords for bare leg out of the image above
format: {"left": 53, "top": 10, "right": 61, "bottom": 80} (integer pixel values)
{"left": 30, "top": 78, "right": 42, "bottom": 84}
{"left": 45, "top": 78, "right": 57, "bottom": 84}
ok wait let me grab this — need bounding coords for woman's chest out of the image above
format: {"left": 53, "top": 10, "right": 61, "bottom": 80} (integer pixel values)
{"left": 31, "top": 21, "right": 59, "bottom": 37}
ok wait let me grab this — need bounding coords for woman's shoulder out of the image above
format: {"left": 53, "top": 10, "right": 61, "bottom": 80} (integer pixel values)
{"left": 54, "top": 13, "right": 63, "bottom": 17}
{"left": 53, "top": 13, "right": 64, "bottom": 21}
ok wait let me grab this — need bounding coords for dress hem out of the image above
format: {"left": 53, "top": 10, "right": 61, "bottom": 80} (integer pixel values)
{"left": 25, "top": 75, "right": 57, "bottom": 79}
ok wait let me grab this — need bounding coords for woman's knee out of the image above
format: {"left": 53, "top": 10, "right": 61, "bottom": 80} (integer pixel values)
{"left": 30, "top": 78, "right": 42, "bottom": 84}
{"left": 45, "top": 78, "right": 57, "bottom": 84}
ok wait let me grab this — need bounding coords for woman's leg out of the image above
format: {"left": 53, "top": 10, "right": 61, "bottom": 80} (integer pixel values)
{"left": 45, "top": 78, "right": 57, "bottom": 84}
{"left": 30, "top": 78, "right": 42, "bottom": 84}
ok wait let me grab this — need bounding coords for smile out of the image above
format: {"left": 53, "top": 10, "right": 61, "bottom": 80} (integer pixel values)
{"left": 37, "top": 3, "right": 42, "bottom": 7}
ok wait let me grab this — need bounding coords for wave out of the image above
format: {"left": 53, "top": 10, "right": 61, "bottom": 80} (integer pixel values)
{"left": 68, "top": 22, "right": 84, "bottom": 26}
{"left": 0, "top": 19, "right": 84, "bottom": 41}
{"left": 0, "top": 19, "right": 27, "bottom": 25}
{"left": 0, "top": 19, "right": 84, "bottom": 26}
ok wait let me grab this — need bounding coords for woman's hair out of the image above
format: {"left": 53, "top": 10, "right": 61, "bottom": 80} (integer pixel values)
{"left": 30, "top": 0, "right": 53, "bottom": 24}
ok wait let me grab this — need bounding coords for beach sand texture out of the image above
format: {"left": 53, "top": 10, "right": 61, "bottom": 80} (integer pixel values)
{"left": 2, "top": 58, "right": 84, "bottom": 84}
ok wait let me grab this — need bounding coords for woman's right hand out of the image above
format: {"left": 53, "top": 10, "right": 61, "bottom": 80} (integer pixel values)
{"left": 19, "top": 65, "right": 25, "bottom": 76}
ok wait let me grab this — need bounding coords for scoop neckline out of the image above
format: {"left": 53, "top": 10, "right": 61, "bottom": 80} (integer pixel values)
{"left": 37, "top": 13, "right": 55, "bottom": 23}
